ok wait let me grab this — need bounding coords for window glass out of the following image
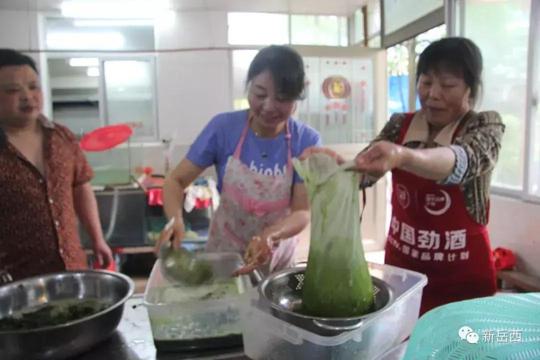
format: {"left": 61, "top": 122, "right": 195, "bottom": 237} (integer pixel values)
{"left": 291, "top": 15, "right": 347, "bottom": 46}
{"left": 103, "top": 59, "right": 157, "bottom": 139}
{"left": 387, "top": 43, "right": 410, "bottom": 117}
{"left": 353, "top": 9, "right": 364, "bottom": 45}
{"left": 228, "top": 12, "right": 288, "bottom": 45}
{"left": 464, "top": 0, "right": 531, "bottom": 189}
{"left": 48, "top": 55, "right": 158, "bottom": 142}
{"left": 48, "top": 57, "right": 101, "bottom": 135}
{"left": 46, "top": 18, "right": 154, "bottom": 51}
{"left": 367, "top": 0, "right": 381, "bottom": 39}
{"left": 383, "top": 0, "right": 443, "bottom": 35}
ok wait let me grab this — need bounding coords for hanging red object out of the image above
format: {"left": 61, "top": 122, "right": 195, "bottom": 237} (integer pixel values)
{"left": 80, "top": 124, "right": 133, "bottom": 152}
{"left": 493, "top": 247, "right": 516, "bottom": 271}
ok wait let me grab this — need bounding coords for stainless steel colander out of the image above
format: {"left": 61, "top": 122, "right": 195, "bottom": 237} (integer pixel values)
{"left": 257, "top": 264, "right": 392, "bottom": 336}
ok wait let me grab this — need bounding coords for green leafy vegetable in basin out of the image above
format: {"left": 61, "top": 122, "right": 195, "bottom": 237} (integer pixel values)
{"left": 0, "top": 299, "right": 109, "bottom": 331}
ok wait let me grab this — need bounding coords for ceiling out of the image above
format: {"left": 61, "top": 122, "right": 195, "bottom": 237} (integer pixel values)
{"left": 0, "top": 0, "right": 367, "bottom": 16}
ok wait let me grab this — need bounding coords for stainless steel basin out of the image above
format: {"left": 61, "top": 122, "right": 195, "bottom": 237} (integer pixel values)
{"left": 0, "top": 270, "right": 134, "bottom": 360}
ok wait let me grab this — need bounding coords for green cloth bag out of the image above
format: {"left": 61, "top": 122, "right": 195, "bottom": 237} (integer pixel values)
{"left": 293, "top": 153, "right": 374, "bottom": 317}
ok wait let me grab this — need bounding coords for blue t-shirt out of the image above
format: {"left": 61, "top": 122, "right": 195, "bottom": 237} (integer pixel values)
{"left": 186, "top": 110, "right": 321, "bottom": 192}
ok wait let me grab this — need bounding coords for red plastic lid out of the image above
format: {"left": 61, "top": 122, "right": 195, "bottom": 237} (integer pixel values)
{"left": 80, "top": 124, "right": 133, "bottom": 152}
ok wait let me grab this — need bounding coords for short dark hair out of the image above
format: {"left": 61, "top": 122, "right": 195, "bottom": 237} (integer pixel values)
{"left": 246, "top": 45, "right": 305, "bottom": 101}
{"left": 416, "top": 37, "right": 482, "bottom": 102}
{"left": 0, "top": 49, "right": 38, "bottom": 73}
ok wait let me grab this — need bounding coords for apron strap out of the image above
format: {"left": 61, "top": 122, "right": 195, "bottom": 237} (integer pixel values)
{"left": 284, "top": 120, "right": 293, "bottom": 171}
{"left": 234, "top": 113, "right": 294, "bottom": 171}
{"left": 233, "top": 115, "right": 251, "bottom": 159}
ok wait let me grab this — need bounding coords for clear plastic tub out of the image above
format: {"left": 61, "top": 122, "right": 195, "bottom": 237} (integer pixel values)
{"left": 143, "top": 252, "right": 252, "bottom": 352}
{"left": 240, "top": 262, "right": 427, "bottom": 360}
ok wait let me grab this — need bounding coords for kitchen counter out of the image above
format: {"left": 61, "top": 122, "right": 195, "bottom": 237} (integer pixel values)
{"left": 77, "top": 295, "right": 248, "bottom": 360}
{"left": 76, "top": 295, "right": 407, "bottom": 360}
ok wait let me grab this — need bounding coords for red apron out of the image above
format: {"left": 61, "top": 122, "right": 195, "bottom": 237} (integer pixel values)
{"left": 384, "top": 113, "right": 497, "bottom": 315}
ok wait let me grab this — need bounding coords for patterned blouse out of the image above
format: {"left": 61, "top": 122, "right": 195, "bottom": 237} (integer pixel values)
{"left": 373, "top": 110, "right": 505, "bottom": 225}
{"left": 0, "top": 116, "right": 93, "bottom": 281}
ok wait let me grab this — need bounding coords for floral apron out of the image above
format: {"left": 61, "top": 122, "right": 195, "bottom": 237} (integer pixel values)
{"left": 206, "top": 117, "right": 298, "bottom": 274}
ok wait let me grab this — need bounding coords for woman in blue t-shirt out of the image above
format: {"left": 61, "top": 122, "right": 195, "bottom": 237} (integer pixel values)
{"left": 157, "top": 45, "right": 321, "bottom": 275}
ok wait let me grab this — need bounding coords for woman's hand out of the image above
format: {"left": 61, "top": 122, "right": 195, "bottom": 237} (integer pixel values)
{"left": 299, "top": 146, "right": 345, "bottom": 164}
{"left": 233, "top": 235, "right": 272, "bottom": 276}
{"left": 233, "top": 226, "right": 285, "bottom": 276}
{"left": 355, "top": 141, "right": 406, "bottom": 178}
{"left": 153, "top": 217, "right": 185, "bottom": 255}
{"left": 92, "top": 238, "right": 114, "bottom": 269}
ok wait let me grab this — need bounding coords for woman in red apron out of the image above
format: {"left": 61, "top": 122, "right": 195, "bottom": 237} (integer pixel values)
{"left": 361, "top": 38, "right": 504, "bottom": 314}
{"left": 304, "top": 37, "right": 504, "bottom": 314}
{"left": 157, "top": 45, "right": 321, "bottom": 275}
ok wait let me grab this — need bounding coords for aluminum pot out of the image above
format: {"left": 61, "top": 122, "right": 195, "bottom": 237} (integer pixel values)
{"left": 0, "top": 270, "right": 134, "bottom": 360}
{"left": 257, "top": 264, "right": 392, "bottom": 336}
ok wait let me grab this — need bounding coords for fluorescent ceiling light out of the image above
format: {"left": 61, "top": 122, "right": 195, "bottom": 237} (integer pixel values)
{"left": 69, "top": 57, "right": 98, "bottom": 67}
{"left": 87, "top": 67, "right": 100, "bottom": 77}
{"left": 47, "top": 32, "right": 125, "bottom": 50}
{"left": 61, "top": 0, "right": 169, "bottom": 19}
{"left": 73, "top": 19, "right": 154, "bottom": 27}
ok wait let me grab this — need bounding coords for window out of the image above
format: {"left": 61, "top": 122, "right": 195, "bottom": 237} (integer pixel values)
{"left": 462, "top": 0, "right": 531, "bottom": 192}
{"left": 366, "top": 0, "right": 381, "bottom": 46}
{"left": 352, "top": 1, "right": 380, "bottom": 48}
{"left": 49, "top": 57, "right": 100, "bottom": 135}
{"left": 383, "top": 0, "right": 443, "bottom": 35}
{"left": 227, "top": 12, "right": 289, "bottom": 45}
{"left": 387, "top": 43, "right": 411, "bottom": 116}
{"left": 45, "top": 18, "right": 158, "bottom": 141}
{"left": 46, "top": 18, "right": 155, "bottom": 51}
{"left": 291, "top": 15, "right": 347, "bottom": 46}
{"left": 103, "top": 59, "right": 157, "bottom": 139}
{"left": 227, "top": 12, "right": 348, "bottom": 46}
{"left": 353, "top": 8, "right": 365, "bottom": 45}
{"left": 48, "top": 56, "right": 158, "bottom": 141}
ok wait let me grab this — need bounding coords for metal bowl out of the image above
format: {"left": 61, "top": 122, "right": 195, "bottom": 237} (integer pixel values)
{"left": 0, "top": 270, "right": 134, "bottom": 360}
{"left": 258, "top": 264, "right": 392, "bottom": 336}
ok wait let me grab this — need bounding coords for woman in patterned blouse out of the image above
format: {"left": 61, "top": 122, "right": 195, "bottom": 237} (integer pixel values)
{"left": 303, "top": 37, "right": 505, "bottom": 314}
{"left": 0, "top": 49, "right": 113, "bottom": 281}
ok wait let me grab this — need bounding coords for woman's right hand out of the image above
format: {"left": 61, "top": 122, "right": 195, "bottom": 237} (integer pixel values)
{"left": 154, "top": 217, "right": 185, "bottom": 255}
{"left": 354, "top": 140, "right": 405, "bottom": 178}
